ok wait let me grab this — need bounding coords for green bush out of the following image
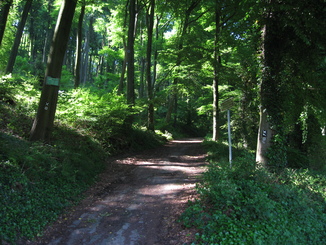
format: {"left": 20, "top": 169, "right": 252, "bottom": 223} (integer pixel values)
{"left": 180, "top": 141, "right": 326, "bottom": 244}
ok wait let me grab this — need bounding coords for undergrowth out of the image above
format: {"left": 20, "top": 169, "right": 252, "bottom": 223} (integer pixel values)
{"left": 0, "top": 75, "right": 165, "bottom": 244}
{"left": 0, "top": 130, "right": 106, "bottom": 243}
{"left": 180, "top": 140, "right": 326, "bottom": 244}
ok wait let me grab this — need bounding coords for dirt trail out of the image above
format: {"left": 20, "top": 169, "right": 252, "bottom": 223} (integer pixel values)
{"left": 28, "top": 138, "right": 207, "bottom": 245}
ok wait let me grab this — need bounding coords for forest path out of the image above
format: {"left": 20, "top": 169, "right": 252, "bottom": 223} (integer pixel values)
{"left": 29, "top": 138, "right": 207, "bottom": 245}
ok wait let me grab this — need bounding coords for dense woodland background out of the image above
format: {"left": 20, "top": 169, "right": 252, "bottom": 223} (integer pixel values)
{"left": 0, "top": 0, "right": 326, "bottom": 243}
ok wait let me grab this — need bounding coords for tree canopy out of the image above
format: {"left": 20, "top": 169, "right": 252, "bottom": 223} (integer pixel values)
{"left": 1, "top": 0, "right": 326, "bottom": 243}
{"left": 0, "top": 0, "right": 325, "bottom": 169}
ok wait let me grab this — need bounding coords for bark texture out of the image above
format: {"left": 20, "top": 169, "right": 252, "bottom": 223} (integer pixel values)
{"left": 146, "top": 0, "right": 155, "bottom": 131}
{"left": 74, "top": 3, "right": 85, "bottom": 88}
{"left": 30, "top": 0, "right": 77, "bottom": 141}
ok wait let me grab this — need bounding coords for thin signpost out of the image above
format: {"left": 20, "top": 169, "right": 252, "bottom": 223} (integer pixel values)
{"left": 220, "top": 97, "right": 234, "bottom": 168}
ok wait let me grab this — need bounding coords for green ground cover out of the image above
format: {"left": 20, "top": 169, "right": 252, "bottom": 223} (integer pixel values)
{"left": 0, "top": 76, "right": 165, "bottom": 243}
{"left": 181, "top": 140, "right": 326, "bottom": 244}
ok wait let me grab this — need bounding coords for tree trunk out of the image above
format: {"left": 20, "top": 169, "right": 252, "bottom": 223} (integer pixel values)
{"left": 139, "top": 57, "right": 145, "bottom": 98}
{"left": 212, "top": 6, "right": 221, "bottom": 141}
{"left": 212, "top": 70, "right": 219, "bottom": 141}
{"left": 74, "top": 3, "right": 85, "bottom": 88}
{"left": 118, "top": 43, "right": 127, "bottom": 94}
{"left": 118, "top": 2, "right": 129, "bottom": 95}
{"left": 81, "top": 16, "right": 92, "bottom": 85}
{"left": 6, "top": 0, "right": 33, "bottom": 74}
{"left": 137, "top": 19, "right": 144, "bottom": 98}
{"left": 30, "top": 0, "right": 77, "bottom": 141}
{"left": 88, "top": 54, "right": 93, "bottom": 83}
{"left": 29, "top": 12, "right": 35, "bottom": 60}
{"left": 126, "top": 0, "right": 136, "bottom": 106}
{"left": 256, "top": 106, "right": 273, "bottom": 163}
{"left": 165, "top": 92, "right": 174, "bottom": 123}
{"left": 255, "top": 6, "right": 287, "bottom": 167}
{"left": 152, "top": 16, "right": 159, "bottom": 92}
{"left": 42, "top": 31, "right": 50, "bottom": 63}
{"left": 0, "top": 0, "right": 13, "bottom": 46}
{"left": 146, "top": 0, "right": 155, "bottom": 131}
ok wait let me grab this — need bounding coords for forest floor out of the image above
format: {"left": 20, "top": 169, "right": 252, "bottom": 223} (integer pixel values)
{"left": 26, "top": 138, "right": 207, "bottom": 245}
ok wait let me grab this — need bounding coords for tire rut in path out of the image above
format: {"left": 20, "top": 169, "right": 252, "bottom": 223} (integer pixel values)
{"left": 31, "top": 138, "right": 207, "bottom": 245}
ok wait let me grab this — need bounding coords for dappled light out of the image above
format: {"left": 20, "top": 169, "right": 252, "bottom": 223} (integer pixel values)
{"left": 0, "top": 0, "right": 325, "bottom": 243}
{"left": 22, "top": 139, "right": 207, "bottom": 244}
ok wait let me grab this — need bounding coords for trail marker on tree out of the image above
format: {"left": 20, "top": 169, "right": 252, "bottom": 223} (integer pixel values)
{"left": 221, "top": 97, "right": 234, "bottom": 167}
{"left": 29, "top": 0, "right": 77, "bottom": 141}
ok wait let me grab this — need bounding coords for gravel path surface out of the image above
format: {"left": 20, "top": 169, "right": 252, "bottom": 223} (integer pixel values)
{"left": 28, "top": 138, "right": 207, "bottom": 245}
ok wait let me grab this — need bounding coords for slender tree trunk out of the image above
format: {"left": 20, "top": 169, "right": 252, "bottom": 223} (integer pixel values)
{"left": 212, "top": 6, "right": 220, "bottom": 141}
{"left": 146, "top": 0, "right": 155, "bottom": 131}
{"left": 81, "top": 16, "right": 92, "bottom": 85}
{"left": 212, "top": 67, "right": 219, "bottom": 141}
{"left": 6, "top": 0, "right": 33, "bottom": 74}
{"left": 152, "top": 16, "right": 160, "bottom": 91}
{"left": 118, "top": 2, "right": 129, "bottom": 95}
{"left": 30, "top": 0, "right": 77, "bottom": 141}
{"left": 126, "top": 0, "right": 136, "bottom": 106}
{"left": 74, "top": 3, "right": 85, "bottom": 88}
{"left": 165, "top": 93, "right": 174, "bottom": 123}
{"left": 138, "top": 19, "right": 145, "bottom": 98}
{"left": 29, "top": 16, "right": 35, "bottom": 60}
{"left": 139, "top": 57, "right": 145, "bottom": 98}
{"left": 118, "top": 40, "right": 127, "bottom": 94}
{"left": 42, "top": 31, "right": 50, "bottom": 63}
{"left": 0, "top": 0, "right": 13, "bottom": 46}
{"left": 88, "top": 54, "right": 93, "bottom": 83}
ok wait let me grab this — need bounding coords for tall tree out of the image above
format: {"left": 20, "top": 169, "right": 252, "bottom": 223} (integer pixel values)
{"left": 256, "top": 1, "right": 286, "bottom": 166}
{"left": 200, "top": 0, "right": 249, "bottom": 141}
{"left": 6, "top": 0, "right": 33, "bottom": 74}
{"left": 117, "top": 2, "right": 129, "bottom": 94}
{"left": 81, "top": 15, "right": 93, "bottom": 85}
{"left": 0, "top": 0, "right": 13, "bottom": 46}
{"left": 74, "top": 1, "right": 86, "bottom": 88}
{"left": 30, "top": 0, "right": 77, "bottom": 141}
{"left": 255, "top": 0, "right": 326, "bottom": 167}
{"left": 146, "top": 0, "right": 155, "bottom": 131}
{"left": 212, "top": 4, "right": 221, "bottom": 141}
{"left": 126, "top": 0, "right": 137, "bottom": 107}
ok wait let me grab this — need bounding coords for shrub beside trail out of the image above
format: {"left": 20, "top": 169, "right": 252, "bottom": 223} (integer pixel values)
{"left": 180, "top": 140, "right": 326, "bottom": 244}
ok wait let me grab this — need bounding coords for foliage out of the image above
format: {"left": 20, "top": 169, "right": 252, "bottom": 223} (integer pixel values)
{"left": 56, "top": 87, "right": 129, "bottom": 125}
{"left": 0, "top": 74, "right": 165, "bottom": 243}
{"left": 54, "top": 87, "right": 166, "bottom": 153}
{"left": 0, "top": 0, "right": 325, "bottom": 241}
{"left": 0, "top": 130, "right": 105, "bottom": 243}
{"left": 0, "top": 74, "right": 40, "bottom": 138}
{"left": 0, "top": 84, "right": 107, "bottom": 242}
{"left": 180, "top": 140, "right": 326, "bottom": 244}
